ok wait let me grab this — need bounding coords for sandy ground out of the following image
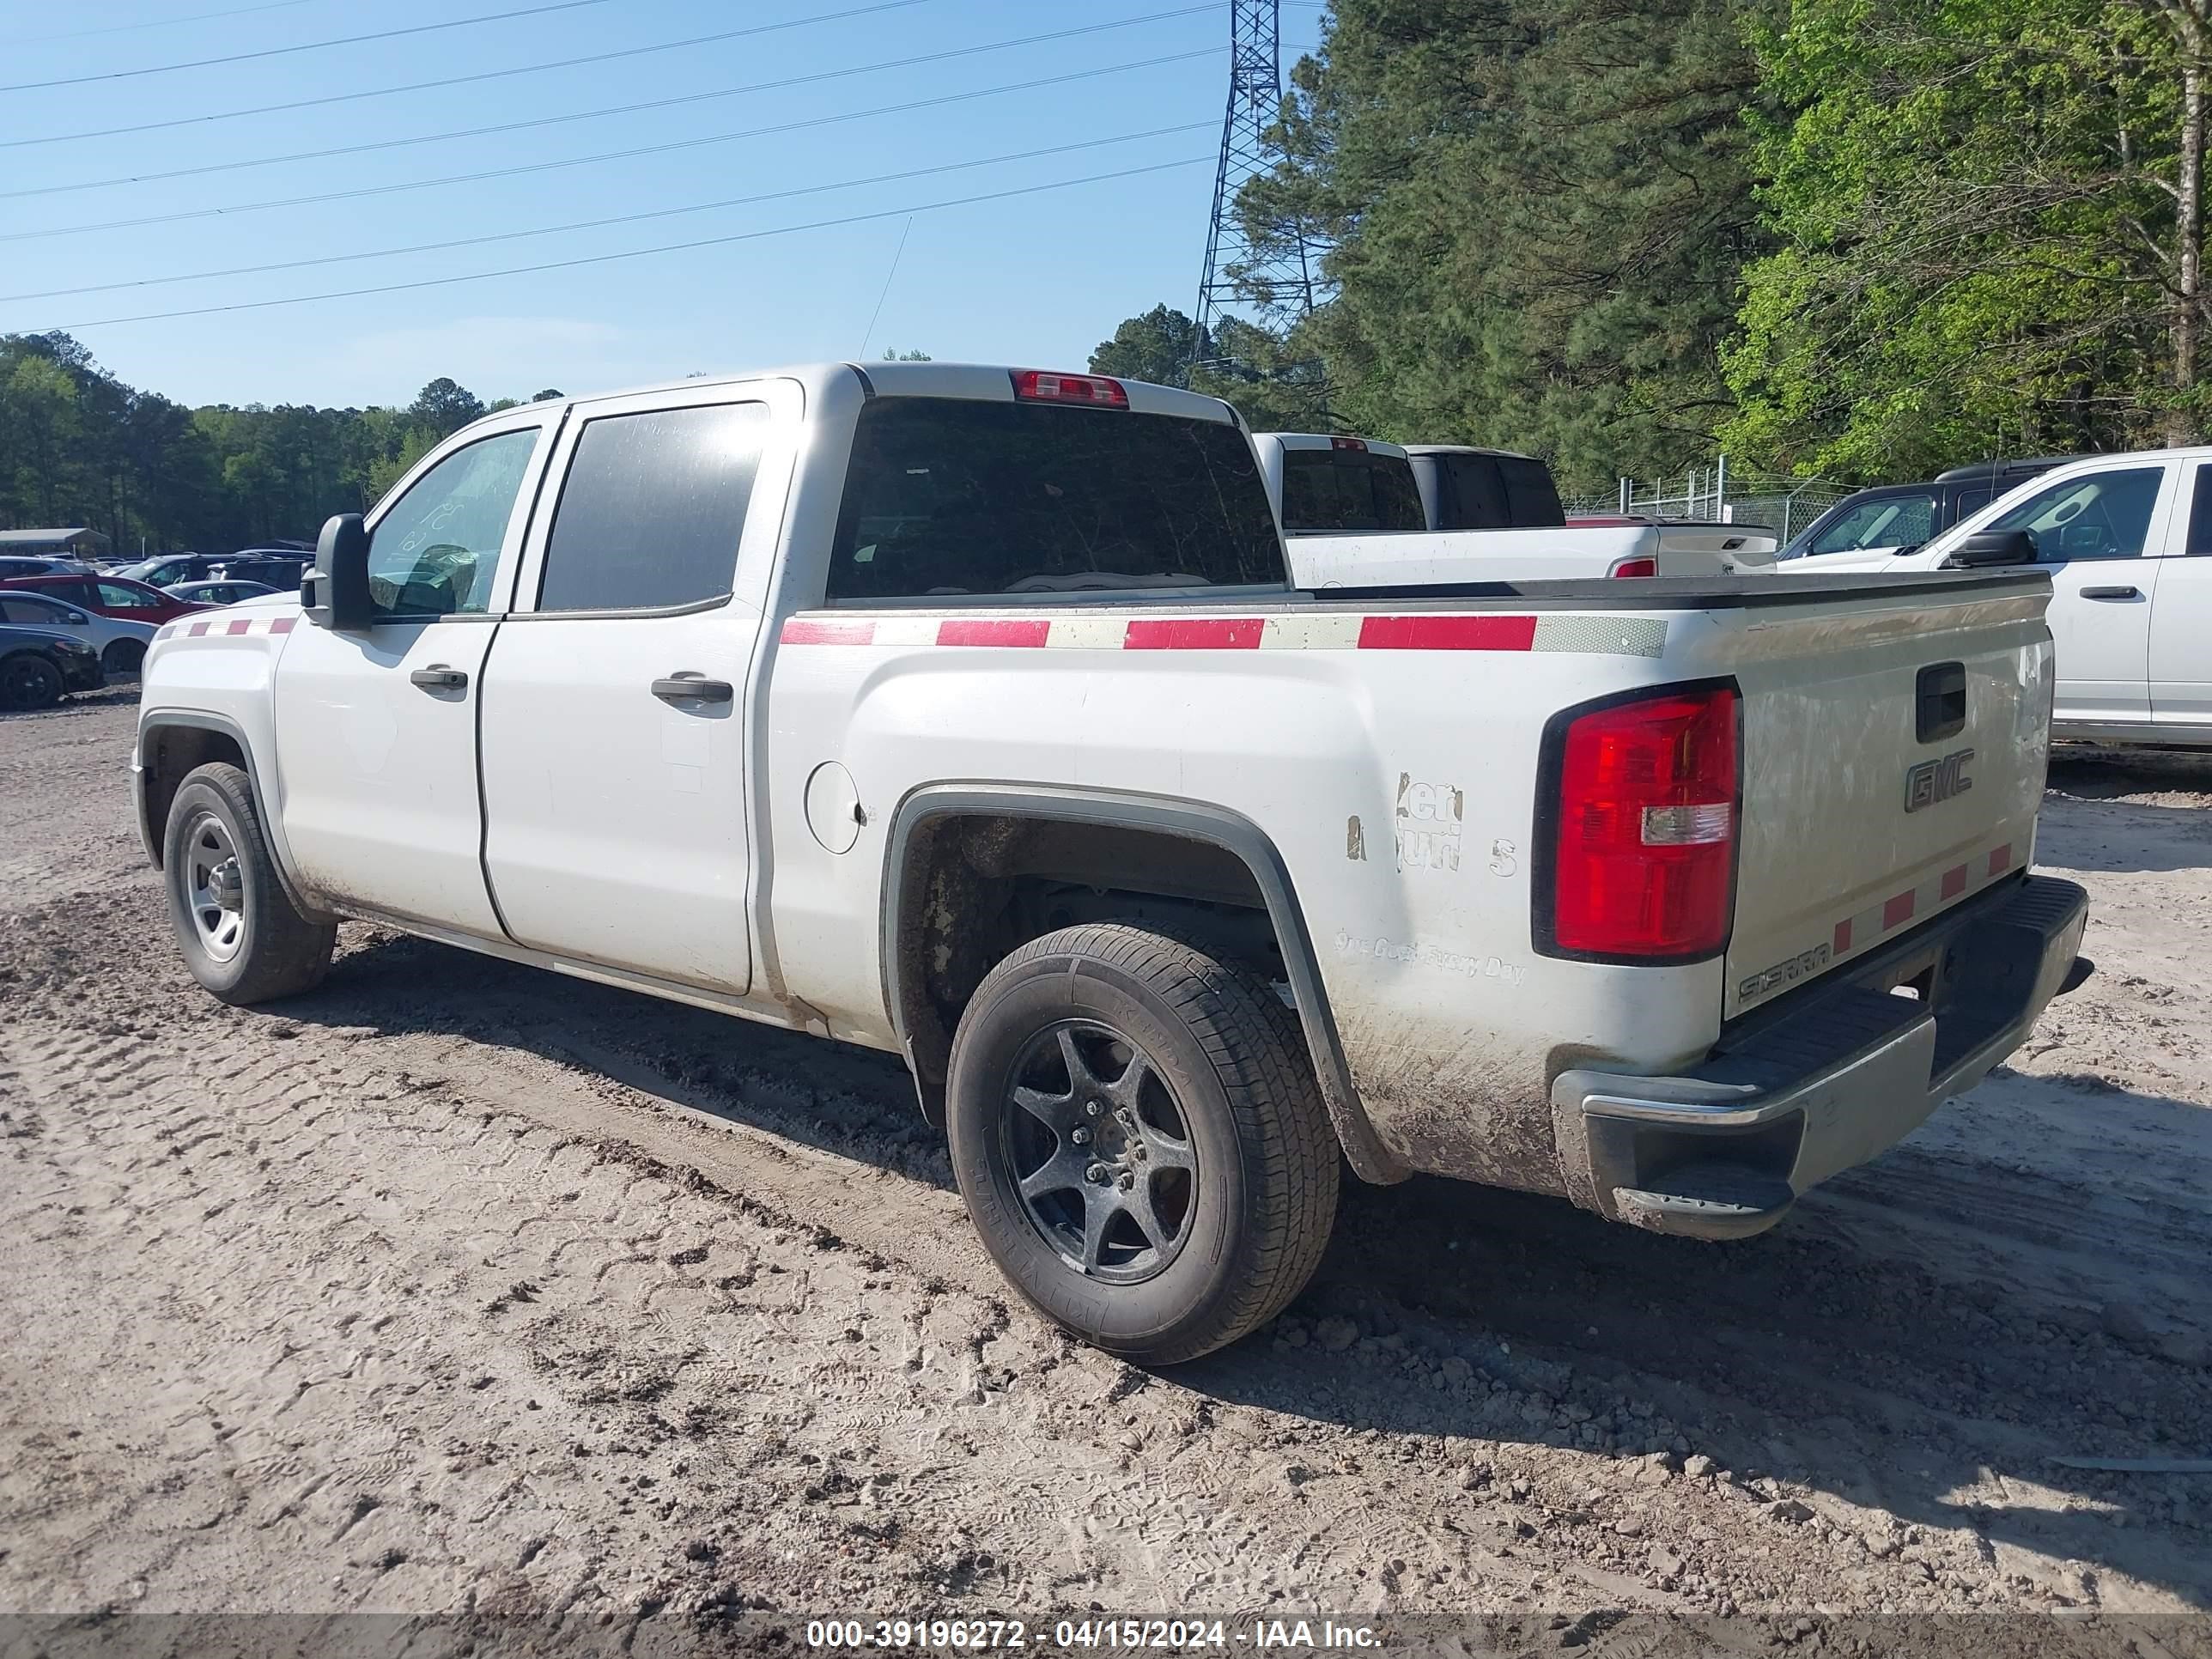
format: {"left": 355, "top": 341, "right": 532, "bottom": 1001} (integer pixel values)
{"left": 2, "top": 696, "right": 2209, "bottom": 1650}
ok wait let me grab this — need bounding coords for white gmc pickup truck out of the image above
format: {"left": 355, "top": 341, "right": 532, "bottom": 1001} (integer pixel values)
{"left": 135, "top": 362, "right": 2090, "bottom": 1364}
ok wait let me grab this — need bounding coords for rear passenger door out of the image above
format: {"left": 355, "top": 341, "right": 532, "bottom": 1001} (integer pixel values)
{"left": 1974, "top": 464, "right": 2173, "bottom": 726}
{"left": 2150, "top": 462, "right": 2212, "bottom": 732}
{"left": 477, "top": 381, "right": 798, "bottom": 995}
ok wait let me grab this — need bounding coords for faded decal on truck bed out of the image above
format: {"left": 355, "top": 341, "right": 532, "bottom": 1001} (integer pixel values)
{"left": 778, "top": 611, "right": 1668, "bottom": 656}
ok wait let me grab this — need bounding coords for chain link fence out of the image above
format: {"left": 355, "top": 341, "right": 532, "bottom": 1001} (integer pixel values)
{"left": 1563, "top": 463, "right": 1856, "bottom": 547}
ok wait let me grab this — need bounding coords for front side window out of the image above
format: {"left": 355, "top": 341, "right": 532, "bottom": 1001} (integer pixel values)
{"left": 536, "top": 403, "right": 767, "bottom": 613}
{"left": 1810, "top": 494, "right": 1936, "bottom": 555}
{"left": 367, "top": 428, "right": 540, "bottom": 619}
{"left": 98, "top": 581, "right": 163, "bottom": 611}
{"left": 827, "top": 399, "right": 1284, "bottom": 601}
{"left": 1279, "top": 449, "right": 1426, "bottom": 533}
{"left": 1988, "top": 467, "right": 2163, "bottom": 562}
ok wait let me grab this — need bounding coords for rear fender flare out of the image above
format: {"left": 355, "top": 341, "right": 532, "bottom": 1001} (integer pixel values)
{"left": 878, "top": 782, "right": 1409, "bottom": 1184}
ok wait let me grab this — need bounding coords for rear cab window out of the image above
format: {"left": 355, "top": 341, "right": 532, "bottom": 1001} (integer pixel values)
{"left": 1279, "top": 447, "right": 1425, "bottom": 534}
{"left": 1428, "top": 453, "right": 1565, "bottom": 530}
{"left": 826, "top": 398, "right": 1284, "bottom": 602}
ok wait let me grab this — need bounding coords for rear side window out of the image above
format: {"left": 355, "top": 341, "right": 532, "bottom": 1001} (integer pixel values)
{"left": 538, "top": 403, "right": 768, "bottom": 613}
{"left": 826, "top": 399, "right": 1283, "bottom": 602}
{"left": 1279, "top": 448, "right": 1426, "bottom": 533}
{"left": 2188, "top": 467, "right": 2212, "bottom": 555}
{"left": 98, "top": 581, "right": 164, "bottom": 611}
{"left": 0, "top": 593, "right": 70, "bottom": 623}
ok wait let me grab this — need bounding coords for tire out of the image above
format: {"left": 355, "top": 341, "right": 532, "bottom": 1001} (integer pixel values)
{"left": 101, "top": 638, "right": 145, "bottom": 678}
{"left": 161, "top": 761, "right": 336, "bottom": 1005}
{"left": 945, "top": 922, "right": 1340, "bottom": 1365}
{"left": 1, "top": 651, "right": 64, "bottom": 711}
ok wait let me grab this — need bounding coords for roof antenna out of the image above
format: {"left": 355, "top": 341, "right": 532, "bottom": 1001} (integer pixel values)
{"left": 859, "top": 216, "right": 915, "bottom": 359}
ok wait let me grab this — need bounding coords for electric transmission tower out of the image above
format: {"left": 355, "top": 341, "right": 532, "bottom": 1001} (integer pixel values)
{"left": 1192, "top": 0, "right": 1315, "bottom": 370}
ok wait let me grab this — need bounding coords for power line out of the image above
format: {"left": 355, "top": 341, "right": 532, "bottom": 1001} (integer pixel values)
{"left": 3, "top": 0, "right": 934, "bottom": 151}
{"left": 4, "top": 4, "right": 1212, "bottom": 200}
{"left": 44, "top": 157, "right": 1212, "bottom": 331}
{"left": 0, "top": 125, "right": 1212, "bottom": 305}
{"left": 0, "top": 0, "right": 617, "bottom": 94}
{"left": 859, "top": 217, "right": 917, "bottom": 357}
{"left": 0, "top": 49, "right": 1212, "bottom": 242}
{"left": 2, "top": 0, "right": 324, "bottom": 46}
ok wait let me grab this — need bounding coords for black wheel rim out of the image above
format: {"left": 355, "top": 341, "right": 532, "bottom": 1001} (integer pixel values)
{"left": 3, "top": 658, "right": 57, "bottom": 707}
{"left": 1000, "top": 1019, "right": 1199, "bottom": 1285}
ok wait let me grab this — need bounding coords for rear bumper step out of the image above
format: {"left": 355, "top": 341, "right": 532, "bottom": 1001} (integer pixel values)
{"left": 1553, "top": 873, "right": 2090, "bottom": 1241}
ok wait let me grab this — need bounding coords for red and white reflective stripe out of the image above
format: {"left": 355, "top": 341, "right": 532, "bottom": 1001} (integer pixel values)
{"left": 155, "top": 614, "right": 297, "bottom": 642}
{"left": 777, "top": 611, "right": 1666, "bottom": 657}
{"left": 1831, "top": 838, "right": 2020, "bottom": 957}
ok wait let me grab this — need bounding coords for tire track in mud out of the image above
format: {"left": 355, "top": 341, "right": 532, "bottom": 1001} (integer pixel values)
{"left": 3, "top": 701, "right": 2209, "bottom": 1630}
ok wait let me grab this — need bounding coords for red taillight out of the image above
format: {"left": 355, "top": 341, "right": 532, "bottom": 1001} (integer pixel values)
{"left": 1010, "top": 369, "right": 1127, "bottom": 408}
{"left": 1329, "top": 435, "right": 1368, "bottom": 451}
{"left": 1544, "top": 685, "right": 1740, "bottom": 959}
{"left": 1610, "top": 556, "right": 1657, "bottom": 578}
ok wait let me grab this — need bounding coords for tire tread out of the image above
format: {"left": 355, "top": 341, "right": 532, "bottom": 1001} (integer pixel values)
{"left": 958, "top": 920, "right": 1339, "bottom": 1364}
{"left": 166, "top": 761, "right": 336, "bottom": 1005}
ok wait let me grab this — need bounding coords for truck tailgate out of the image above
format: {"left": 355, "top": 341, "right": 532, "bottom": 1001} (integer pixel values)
{"left": 1714, "top": 575, "right": 2053, "bottom": 1019}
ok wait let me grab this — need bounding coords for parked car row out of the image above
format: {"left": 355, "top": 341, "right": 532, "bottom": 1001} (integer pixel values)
{"left": 0, "top": 546, "right": 301, "bottom": 703}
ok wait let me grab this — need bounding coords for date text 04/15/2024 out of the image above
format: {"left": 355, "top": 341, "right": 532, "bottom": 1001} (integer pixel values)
{"left": 803, "top": 1618, "right": 1382, "bottom": 1650}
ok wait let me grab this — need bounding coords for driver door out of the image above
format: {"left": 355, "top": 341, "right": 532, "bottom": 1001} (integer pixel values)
{"left": 271, "top": 415, "right": 557, "bottom": 933}
{"left": 1984, "top": 464, "right": 2176, "bottom": 726}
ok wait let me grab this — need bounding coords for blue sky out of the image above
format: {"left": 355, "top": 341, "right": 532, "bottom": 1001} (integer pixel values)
{"left": 0, "top": 0, "right": 1325, "bottom": 409}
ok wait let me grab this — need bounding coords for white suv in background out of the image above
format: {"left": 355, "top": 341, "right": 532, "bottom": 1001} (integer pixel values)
{"left": 1783, "top": 448, "right": 2212, "bottom": 745}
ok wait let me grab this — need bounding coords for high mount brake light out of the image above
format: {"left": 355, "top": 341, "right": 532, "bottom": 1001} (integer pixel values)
{"left": 1329, "top": 436, "right": 1368, "bottom": 452}
{"left": 1541, "top": 684, "right": 1741, "bottom": 960}
{"left": 1010, "top": 370, "right": 1128, "bottom": 408}
{"left": 1609, "top": 556, "right": 1658, "bottom": 578}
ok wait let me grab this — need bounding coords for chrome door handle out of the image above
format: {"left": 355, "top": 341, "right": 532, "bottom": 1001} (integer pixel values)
{"left": 653, "top": 673, "right": 732, "bottom": 704}
{"left": 2080, "top": 585, "right": 2141, "bottom": 599}
{"left": 409, "top": 664, "right": 468, "bottom": 690}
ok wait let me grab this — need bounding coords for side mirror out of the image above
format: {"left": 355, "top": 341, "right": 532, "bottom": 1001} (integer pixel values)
{"left": 1945, "top": 528, "right": 2036, "bottom": 568}
{"left": 303, "top": 514, "right": 372, "bottom": 629}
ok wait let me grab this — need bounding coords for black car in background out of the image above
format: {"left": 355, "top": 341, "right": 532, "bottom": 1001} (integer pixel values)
{"left": 1, "top": 623, "right": 106, "bottom": 710}
{"left": 118, "top": 550, "right": 309, "bottom": 591}
{"left": 1780, "top": 455, "right": 2079, "bottom": 560}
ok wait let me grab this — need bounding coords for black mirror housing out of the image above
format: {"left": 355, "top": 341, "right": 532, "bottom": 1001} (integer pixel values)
{"left": 1945, "top": 528, "right": 2036, "bottom": 568}
{"left": 303, "top": 514, "right": 372, "bottom": 629}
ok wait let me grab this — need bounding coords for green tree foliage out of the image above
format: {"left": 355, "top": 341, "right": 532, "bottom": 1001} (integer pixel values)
{"left": 406, "top": 375, "right": 486, "bottom": 437}
{"left": 1090, "top": 305, "right": 1200, "bottom": 387}
{"left": 1723, "top": 0, "right": 2212, "bottom": 477}
{"left": 880, "top": 348, "right": 933, "bottom": 361}
{"left": 1234, "top": 0, "right": 1768, "bottom": 489}
{"left": 0, "top": 333, "right": 538, "bottom": 550}
{"left": 1088, "top": 306, "right": 1334, "bottom": 428}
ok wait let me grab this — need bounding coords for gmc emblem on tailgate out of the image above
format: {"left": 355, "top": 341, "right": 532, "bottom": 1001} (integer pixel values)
{"left": 1905, "top": 747, "right": 1975, "bottom": 812}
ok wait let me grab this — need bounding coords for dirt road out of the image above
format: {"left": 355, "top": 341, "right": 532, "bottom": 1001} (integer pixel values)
{"left": 3, "top": 697, "right": 2209, "bottom": 1647}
